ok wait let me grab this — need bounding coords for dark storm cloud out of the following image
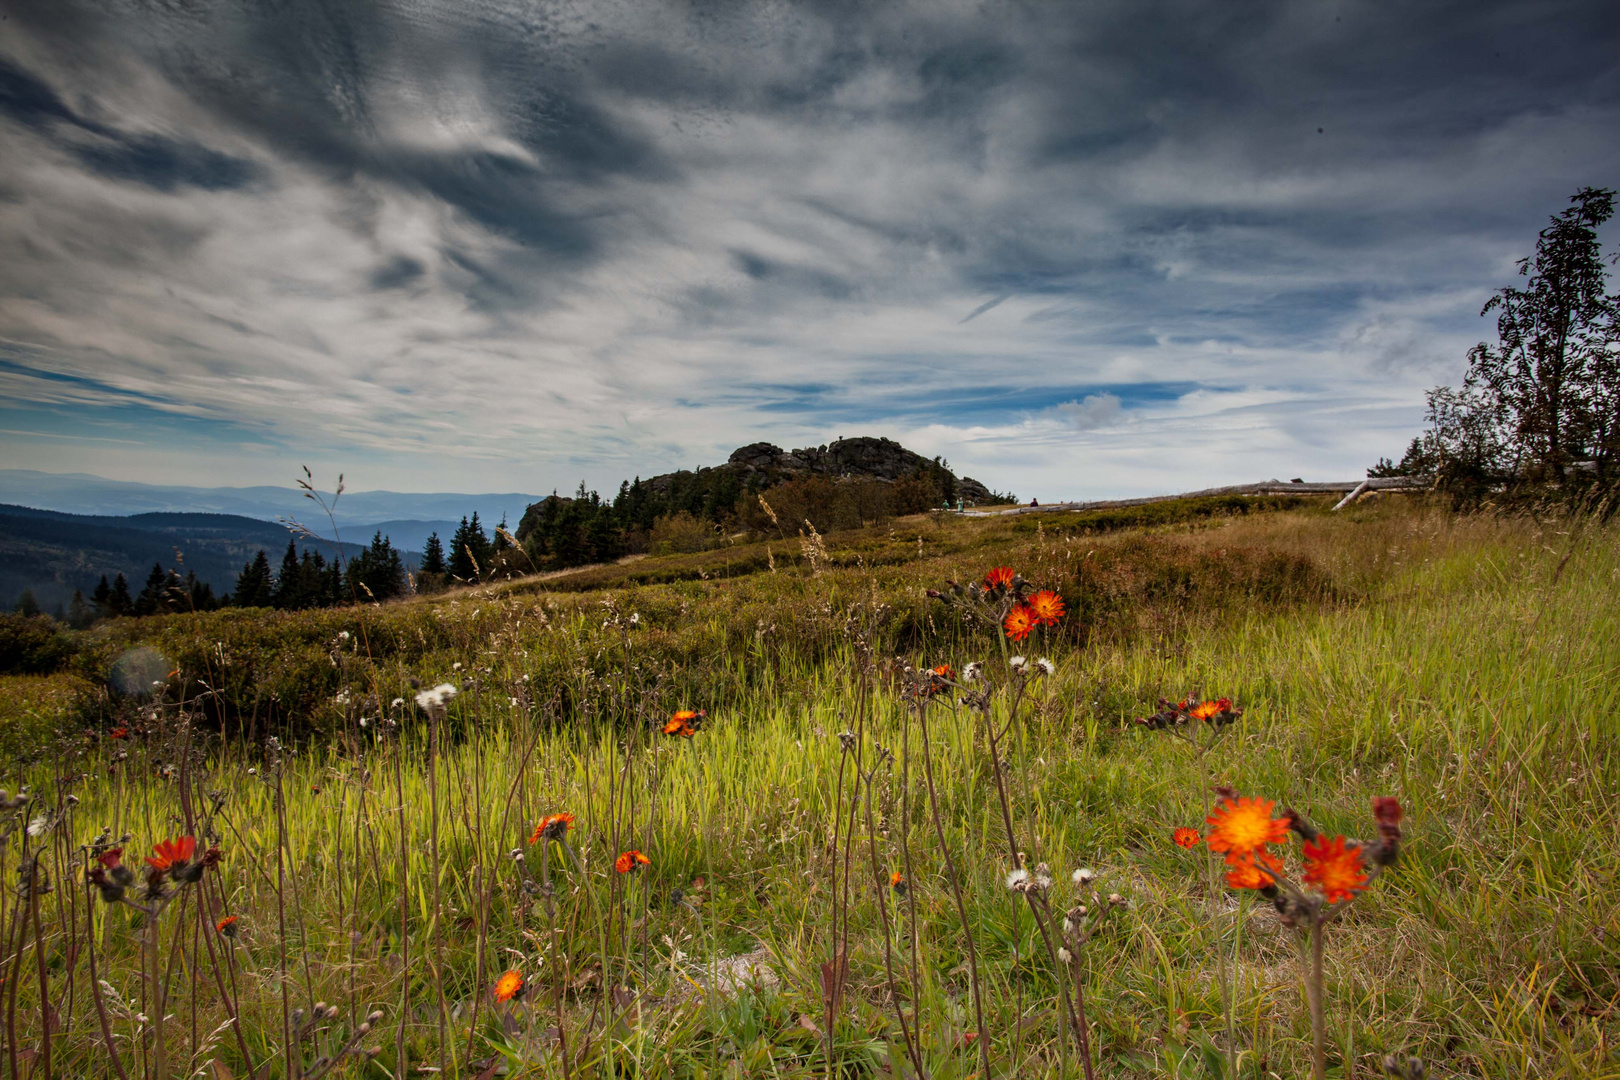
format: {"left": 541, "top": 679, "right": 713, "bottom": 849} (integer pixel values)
{"left": 0, "top": 0, "right": 1615, "bottom": 495}
{"left": 0, "top": 56, "right": 262, "bottom": 192}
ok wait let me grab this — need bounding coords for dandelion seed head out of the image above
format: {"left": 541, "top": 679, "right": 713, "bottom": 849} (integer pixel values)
{"left": 962, "top": 661, "right": 982, "bottom": 683}
{"left": 1072, "top": 866, "right": 1095, "bottom": 885}
{"left": 27, "top": 815, "right": 48, "bottom": 837}
{"left": 1009, "top": 655, "right": 1027, "bottom": 670}
{"left": 1036, "top": 658, "right": 1055, "bottom": 676}
{"left": 1057, "top": 947, "right": 1073, "bottom": 964}
{"left": 1005, "top": 868, "right": 1030, "bottom": 890}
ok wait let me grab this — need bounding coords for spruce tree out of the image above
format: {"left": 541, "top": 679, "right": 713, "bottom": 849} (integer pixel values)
{"left": 109, "top": 574, "right": 133, "bottom": 616}
{"left": 68, "top": 590, "right": 95, "bottom": 629}
{"left": 92, "top": 576, "right": 111, "bottom": 615}
{"left": 273, "top": 539, "right": 302, "bottom": 609}
{"left": 234, "top": 551, "right": 274, "bottom": 607}
{"left": 13, "top": 590, "right": 40, "bottom": 617}
{"left": 135, "top": 562, "right": 166, "bottom": 616}
{"left": 420, "top": 532, "right": 446, "bottom": 575}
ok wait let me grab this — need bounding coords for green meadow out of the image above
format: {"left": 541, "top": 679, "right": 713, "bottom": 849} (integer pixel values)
{"left": 2, "top": 496, "right": 1617, "bottom": 1078}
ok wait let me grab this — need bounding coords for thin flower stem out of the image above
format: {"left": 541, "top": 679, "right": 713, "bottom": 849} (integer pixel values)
{"left": 1200, "top": 750, "right": 1238, "bottom": 1080}
{"left": 1308, "top": 921, "right": 1326, "bottom": 1080}
{"left": 915, "top": 701, "right": 991, "bottom": 1080}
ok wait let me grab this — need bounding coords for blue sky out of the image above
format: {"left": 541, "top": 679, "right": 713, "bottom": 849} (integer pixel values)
{"left": 1, "top": 0, "right": 1616, "bottom": 501}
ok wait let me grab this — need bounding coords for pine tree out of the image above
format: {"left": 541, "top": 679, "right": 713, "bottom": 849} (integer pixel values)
{"left": 273, "top": 539, "right": 302, "bottom": 610}
{"left": 135, "top": 562, "right": 166, "bottom": 616}
{"left": 68, "top": 590, "right": 95, "bottom": 629}
{"left": 420, "top": 532, "right": 446, "bottom": 576}
{"left": 91, "top": 575, "right": 111, "bottom": 615}
{"left": 234, "top": 551, "right": 274, "bottom": 607}
{"left": 347, "top": 532, "right": 405, "bottom": 602}
{"left": 13, "top": 590, "right": 40, "bottom": 617}
{"left": 109, "top": 574, "right": 134, "bottom": 616}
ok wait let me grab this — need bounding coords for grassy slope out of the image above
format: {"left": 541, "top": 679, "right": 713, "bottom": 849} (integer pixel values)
{"left": 4, "top": 498, "right": 1618, "bottom": 1078}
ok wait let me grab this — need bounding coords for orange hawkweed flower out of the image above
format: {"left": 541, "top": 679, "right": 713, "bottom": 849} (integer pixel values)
{"left": 1026, "top": 590, "right": 1065, "bottom": 626}
{"left": 1224, "top": 856, "right": 1276, "bottom": 890}
{"left": 1003, "top": 604, "right": 1035, "bottom": 642}
{"left": 529, "top": 813, "right": 576, "bottom": 844}
{"left": 1205, "top": 796, "right": 1289, "bottom": 859}
{"left": 1185, "top": 699, "right": 1228, "bottom": 721}
{"left": 930, "top": 664, "right": 955, "bottom": 680}
{"left": 1302, "top": 834, "right": 1369, "bottom": 903}
{"left": 493, "top": 970, "right": 525, "bottom": 1003}
{"left": 662, "top": 709, "right": 705, "bottom": 737}
{"left": 146, "top": 836, "right": 197, "bottom": 872}
{"left": 109, "top": 727, "right": 129, "bottom": 739}
{"left": 890, "top": 871, "right": 906, "bottom": 895}
{"left": 983, "top": 566, "right": 1015, "bottom": 590}
{"left": 615, "top": 850, "right": 651, "bottom": 874}
{"left": 216, "top": 916, "right": 239, "bottom": 937}
{"left": 1173, "top": 827, "right": 1202, "bottom": 849}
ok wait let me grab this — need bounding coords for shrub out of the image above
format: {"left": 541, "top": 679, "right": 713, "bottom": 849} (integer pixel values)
{"left": 0, "top": 612, "right": 78, "bottom": 675}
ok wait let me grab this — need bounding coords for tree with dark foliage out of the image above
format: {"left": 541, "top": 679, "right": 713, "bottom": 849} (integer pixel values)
{"left": 1382, "top": 187, "right": 1619, "bottom": 490}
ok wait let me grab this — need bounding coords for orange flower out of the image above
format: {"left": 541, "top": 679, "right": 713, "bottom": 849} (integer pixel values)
{"left": 529, "top": 812, "right": 576, "bottom": 844}
{"left": 1173, "top": 827, "right": 1202, "bottom": 849}
{"left": 615, "top": 850, "right": 651, "bottom": 874}
{"left": 109, "top": 727, "right": 129, "bottom": 739}
{"left": 1185, "top": 700, "right": 1222, "bottom": 721}
{"left": 146, "top": 836, "right": 197, "bottom": 872}
{"left": 1302, "top": 834, "right": 1368, "bottom": 903}
{"left": 890, "top": 871, "right": 906, "bottom": 894}
{"left": 493, "top": 970, "right": 525, "bottom": 1003}
{"left": 1026, "top": 590, "right": 1065, "bottom": 626}
{"left": 983, "top": 566, "right": 1015, "bottom": 590}
{"left": 1205, "top": 796, "right": 1289, "bottom": 859}
{"left": 662, "top": 709, "right": 705, "bottom": 737}
{"left": 930, "top": 664, "right": 955, "bottom": 680}
{"left": 1003, "top": 603, "right": 1035, "bottom": 642}
{"left": 1224, "top": 856, "right": 1275, "bottom": 890}
{"left": 216, "top": 915, "right": 239, "bottom": 937}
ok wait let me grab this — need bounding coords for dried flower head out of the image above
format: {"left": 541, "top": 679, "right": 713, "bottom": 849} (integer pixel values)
{"left": 1005, "top": 868, "right": 1030, "bottom": 891}
{"left": 961, "top": 661, "right": 982, "bottom": 683}
{"left": 1035, "top": 657, "right": 1055, "bottom": 676}
{"left": 1302, "top": 835, "right": 1369, "bottom": 903}
{"left": 414, "top": 684, "right": 459, "bottom": 712}
{"left": 529, "top": 813, "right": 576, "bottom": 844}
{"left": 1173, "top": 827, "right": 1202, "bottom": 849}
{"left": 493, "top": 970, "right": 525, "bottom": 1003}
{"left": 1071, "top": 866, "right": 1096, "bottom": 886}
{"left": 615, "top": 850, "right": 651, "bottom": 874}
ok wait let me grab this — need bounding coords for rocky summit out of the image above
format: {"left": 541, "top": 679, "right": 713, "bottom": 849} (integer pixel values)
{"left": 723, "top": 436, "right": 990, "bottom": 502}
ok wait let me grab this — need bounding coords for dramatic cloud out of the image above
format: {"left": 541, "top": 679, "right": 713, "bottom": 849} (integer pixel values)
{"left": 0, "top": 0, "right": 1616, "bottom": 498}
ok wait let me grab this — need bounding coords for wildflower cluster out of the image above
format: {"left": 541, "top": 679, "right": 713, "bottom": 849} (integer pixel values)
{"left": 1136, "top": 695, "right": 1243, "bottom": 732}
{"left": 1194, "top": 788, "right": 1403, "bottom": 920}
{"left": 928, "top": 565, "right": 1067, "bottom": 643}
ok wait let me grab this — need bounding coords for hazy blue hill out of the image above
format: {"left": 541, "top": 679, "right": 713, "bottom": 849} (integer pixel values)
{"left": 0, "top": 470, "right": 539, "bottom": 531}
{"left": 0, "top": 504, "right": 378, "bottom": 612}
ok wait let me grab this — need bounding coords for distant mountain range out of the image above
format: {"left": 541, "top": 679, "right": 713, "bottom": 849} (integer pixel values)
{"left": 0, "top": 471, "right": 540, "bottom": 536}
{"left": 0, "top": 504, "right": 385, "bottom": 613}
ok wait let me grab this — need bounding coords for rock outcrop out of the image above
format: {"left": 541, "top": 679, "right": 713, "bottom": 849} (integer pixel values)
{"left": 722, "top": 437, "right": 992, "bottom": 502}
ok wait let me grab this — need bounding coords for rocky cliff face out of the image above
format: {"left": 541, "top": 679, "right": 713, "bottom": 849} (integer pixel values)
{"left": 723, "top": 437, "right": 991, "bottom": 502}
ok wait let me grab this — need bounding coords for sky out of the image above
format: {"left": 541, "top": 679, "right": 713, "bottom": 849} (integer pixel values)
{"left": 0, "top": 0, "right": 1616, "bottom": 502}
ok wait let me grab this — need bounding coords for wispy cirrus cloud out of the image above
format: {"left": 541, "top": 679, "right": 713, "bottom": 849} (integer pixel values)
{"left": 0, "top": 0, "right": 1615, "bottom": 497}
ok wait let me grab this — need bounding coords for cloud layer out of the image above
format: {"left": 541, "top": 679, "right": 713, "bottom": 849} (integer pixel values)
{"left": 1, "top": 0, "right": 1616, "bottom": 498}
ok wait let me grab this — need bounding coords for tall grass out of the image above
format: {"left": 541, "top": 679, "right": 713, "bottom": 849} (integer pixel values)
{"left": 1, "top": 501, "right": 1616, "bottom": 1077}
